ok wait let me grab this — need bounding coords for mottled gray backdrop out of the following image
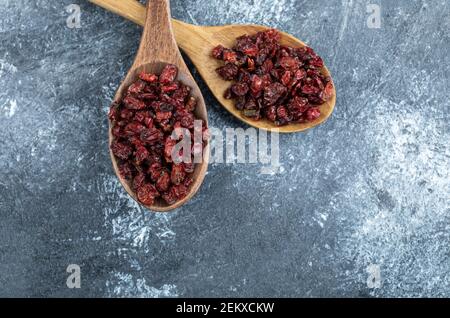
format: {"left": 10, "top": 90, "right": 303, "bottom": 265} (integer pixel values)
{"left": 0, "top": 0, "right": 449, "bottom": 297}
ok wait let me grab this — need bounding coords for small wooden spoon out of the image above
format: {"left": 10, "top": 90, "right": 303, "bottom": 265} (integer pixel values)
{"left": 90, "top": 0, "right": 336, "bottom": 133}
{"left": 110, "top": 0, "right": 209, "bottom": 212}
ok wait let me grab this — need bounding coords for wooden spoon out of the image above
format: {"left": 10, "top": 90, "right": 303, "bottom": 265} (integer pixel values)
{"left": 110, "top": 0, "right": 209, "bottom": 212}
{"left": 90, "top": 0, "right": 336, "bottom": 133}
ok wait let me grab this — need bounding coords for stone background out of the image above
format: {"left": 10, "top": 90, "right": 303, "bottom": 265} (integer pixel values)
{"left": 0, "top": 0, "right": 449, "bottom": 297}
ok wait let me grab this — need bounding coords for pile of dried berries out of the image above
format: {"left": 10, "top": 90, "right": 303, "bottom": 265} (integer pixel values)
{"left": 109, "top": 64, "right": 206, "bottom": 206}
{"left": 212, "top": 29, "right": 334, "bottom": 125}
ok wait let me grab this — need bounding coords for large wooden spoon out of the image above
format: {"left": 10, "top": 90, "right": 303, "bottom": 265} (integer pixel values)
{"left": 110, "top": 0, "right": 209, "bottom": 212}
{"left": 90, "top": 0, "right": 336, "bottom": 133}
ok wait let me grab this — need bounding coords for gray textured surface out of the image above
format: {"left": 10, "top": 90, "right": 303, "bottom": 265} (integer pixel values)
{"left": 0, "top": 0, "right": 449, "bottom": 297}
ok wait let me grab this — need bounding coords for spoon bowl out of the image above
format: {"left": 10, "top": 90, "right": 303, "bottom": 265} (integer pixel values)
{"left": 110, "top": 0, "right": 209, "bottom": 212}
{"left": 91, "top": 0, "right": 336, "bottom": 133}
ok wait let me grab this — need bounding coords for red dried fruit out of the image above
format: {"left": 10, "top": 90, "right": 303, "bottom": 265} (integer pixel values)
{"left": 281, "top": 71, "right": 292, "bottom": 86}
{"left": 164, "top": 137, "right": 177, "bottom": 161}
{"left": 159, "top": 64, "right": 178, "bottom": 84}
{"left": 111, "top": 141, "right": 132, "bottom": 160}
{"left": 156, "top": 111, "right": 172, "bottom": 122}
{"left": 109, "top": 65, "right": 205, "bottom": 207}
{"left": 279, "top": 56, "right": 300, "bottom": 71}
{"left": 171, "top": 184, "right": 188, "bottom": 199}
{"left": 135, "top": 145, "right": 149, "bottom": 165}
{"left": 211, "top": 45, "right": 225, "bottom": 59}
{"left": 265, "top": 106, "right": 277, "bottom": 122}
{"left": 183, "top": 163, "right": 194, "bottom": 174}
{"left": 120, "top": 108, "right": 134, "bottom": 120}
{"left": 264, "top": 82, "right": 287, "bottom": 106}
{"left": 309, "top": 56, "right": 324, "bottom": 68}
{"left": 124, "top": 121, "right": 146, "bottom": 136}
{"left": 123, "top": 96, "right": 146, "bottom": 110}
{"left": 250, "top": 75, "right": 263, "bottom": 95}
{"left": 183, "top": 176, "right": 194, "bottom": 188}
{"left": 223, "top": 50, "right": 237, "bottom": 64}
{"left": 301, "top": 85, "right": 320, "bottom": 95}
{"left": 171, "top": 164, "right": 186, "bottom": 185}
{"left": 247, "top": 58, "right": 255, "bottom": 71}
{"left": 231, "top": 83, "right": 249, "bottom": 96}
{"left": 148, "top": 162, "right": 162, "bottom": 182}
{"left": 216, "top": 63, "right": 239, "bottom": 80}
{"left": 211, "top": 29, "right": 332, "bottom": 125}
{"left": 133, "top": 172, "right": 146, "bottom": 190}
{"left": 139, "top": 72, "right": 158, "bottom": 83}
{"left": 185, "top": 96, "right": 197, "bottom": 112}
{"left": 118, "top": 162, "right": 133, "bottom": 180}
{"left": 261, "top": 59, "right": 273, "bottom": 73}
{"left": 305, "top": 108, "right": 321, "bottom": 121}
{"left": 156, "top": 169, "right": 170, "bottom": 192}
{"left": 137, "top": 183, "right": 160, "bottom": 206}
{"left": 108, "top": 103, "right": 119, "bottom": 121}
{"left": 128, "top": 80, "right": 146, "bottom": 94}
{"left": 321, "top": 81, "right": 334, "bottom": 102}
{"left": 140, "top": 128, "right": 163, "bottom": 145}
{"left": 277, "top": 106, "right": 288, "bottom": 119}
{"left": 162, "top": 191, "right": 176, "bottom": 205}
{"left": 112, "top": 125, "right": 122, "bottom": 137}
{"left": 180, "top": 113, "right": 194, "bottom": 129}
{"left": 161, "top": 82, "right": 179, "bottom": 93}
{"left": 288, "top": 96, "right": 309, "bottom": 113}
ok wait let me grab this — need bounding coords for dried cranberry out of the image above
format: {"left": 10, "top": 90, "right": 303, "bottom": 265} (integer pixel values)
{"left": 134, "top": 145, "right": 149, "bottom": 165}
{"left": 111, "top": 141, "right": 132, "bottom": 160}
{"left": 264, "top": 83, "right": 287, "bottom": 106}
{"left": 124, "top": 121, "right": 146, "bottom": 136}
{"left": 140, "top": 128, "right": 163, "bottom": 145}
{"left": 223, "top": 50, "right": 237, "bottom": 64}
{"left": 137, "top": 183, "right": 159, "bottom": 206}
{"left": 108, "top": 65, "right": 206, "bottom": 207}
{"left": 265, "top": 106, "right": 277, "bottom": 122}
{"left": 159, "top": 64, "right": 178, "bottom": 84}
{"left": 183, "top": 162, "right": 194, "bottom": 174}
{"left": 162, "top": 191, "right": 176, "bottom": 205}
{"left": 133, "top": 172, "right": 146, "bottom": 190}
{"left": 231, "top": 83, "right": 249, "bottom": 96}
{"left": 123, "top": 96, "right": 146, "bottom": 110}
{"left": 211, "top": 45, "right": 225, "bottom": 59}
{"left": 279, "top": 56, "right": 299, "bottom": 71}
{"left": 139, "top": 72, "right": 158, "bottom": 83}
{"left": 281, "top": 71, "right": 292, "bottom": 86}
{"left": 171, "top": 184, "right": 187, "bottom": 199}
{"left": 211, "top": 29, "right": 332, "bottom": 125}
{"left": 321, "top": 81, "right": 334, "bottom": 102}
{"left": 216, "top": 64, "right": 239, "bottom": 80}
{"left": 305, "top": 108, "right": 321, "bottom": 121}
{"left": 156, "top": 169, "right": 170, "bottom": 192}
{"left": 118, "top": 162, "right": 133, "bottom": 180}
{"left": 171, "top": 164, "right": 186, "bottom": 185}
{"left": 148, "top": 162, "right": 162, "bottom": 182}
{"left": 301, "top": 85, "right": 320, "bottom": 95}
{"left": 185, "top": 96, "right": 197, "bottom": 112}
{"left": 108, "top": 103, "right": 119, "bottom": 121}
{"left": 250, "top": 75, "right": 263, "bottom": 95}
{"left": 161, "top": 82, "right": 179, "bottom": 93}
{"left": 128, "top": 80, "right": 146, "bottom": 94}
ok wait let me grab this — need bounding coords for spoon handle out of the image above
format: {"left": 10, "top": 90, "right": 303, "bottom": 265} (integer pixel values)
{"left": 131, "top": 0, "right": 184, "bottom": 70}
{"left": 90, "top": 0, "right": 205, "bottom": 53}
